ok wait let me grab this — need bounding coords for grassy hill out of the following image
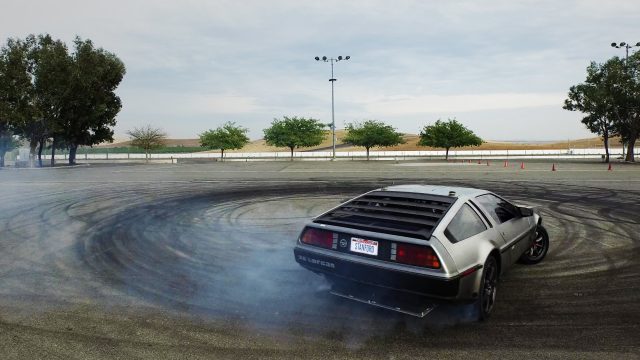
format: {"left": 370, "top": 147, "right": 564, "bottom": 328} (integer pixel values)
{"left": 98, "top": 131, "right": 623, "bottom": 153}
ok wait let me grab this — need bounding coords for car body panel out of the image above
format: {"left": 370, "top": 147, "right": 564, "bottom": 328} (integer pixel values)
{"left": 294, "top": 184, "right": 541, "bottom": 303}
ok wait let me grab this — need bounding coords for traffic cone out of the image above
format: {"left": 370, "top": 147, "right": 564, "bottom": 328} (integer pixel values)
{"left": 552, "top": 163, "right": 556, "bottom": 171}
{"left": 608, "top": 163, "right": 612, "bottom": 171}
{"left": 520, "top": 162, "right": 525, "bottom": 170}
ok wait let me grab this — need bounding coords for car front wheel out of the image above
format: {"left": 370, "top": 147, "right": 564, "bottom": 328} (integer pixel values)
{"left": 519, "top": 225, "right": 549, "bottom": 265}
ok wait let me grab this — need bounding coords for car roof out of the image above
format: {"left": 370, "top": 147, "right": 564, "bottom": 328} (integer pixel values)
{"left": 378, "top": 184, "right": 491, "bottom": 200}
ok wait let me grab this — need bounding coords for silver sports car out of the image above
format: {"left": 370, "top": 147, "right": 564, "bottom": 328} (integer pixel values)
{"left": 293, "top": 184, "right": 549, "bottom": 320}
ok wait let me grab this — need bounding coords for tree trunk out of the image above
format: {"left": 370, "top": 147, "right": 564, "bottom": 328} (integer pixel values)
{"left": 366, "top": 147, "right": 370, "bottom": 161}
{"left": 50, "top": 137, "right": 56, "bottom": 167}
{"left": 626, "top": 136, "right": 636, "bottom": 162}
{"left": 0, "top": 150, "right": 5, "bottom": 168}
{"left": 603, "top": 133, "right": 610, "bottom": 163}
{"left": 30, "top": 140, "right": 37, "bottom": 167}
{"left": 37, "top": 139, "right": 44, "bottom": 167}
{"left": 445, "top": 147, "right": 450, "bottom": 160}
{"left": 221, "top": 149, "right": 224, "bottom": 161}
{"left": 69, "top": 144, "right": 78, "bottom": 165}
{"left": 145, "top": 150, "right": 149, "bottom": 163}
{"left": 290, "top": 147, "right": 294, "bottom": 161}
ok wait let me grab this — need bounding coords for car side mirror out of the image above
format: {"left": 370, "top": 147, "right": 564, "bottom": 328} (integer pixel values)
{"left": 518, "top": 206, "right": 534, "bottom": 217}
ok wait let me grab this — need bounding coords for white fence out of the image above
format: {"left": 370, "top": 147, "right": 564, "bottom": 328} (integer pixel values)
{"left": 34, "top": 147, "right": 638, "bottom": 161}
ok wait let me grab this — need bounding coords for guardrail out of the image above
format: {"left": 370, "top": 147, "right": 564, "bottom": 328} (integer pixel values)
{"left": 32, "top": 147, "right": 639, "bottom": 162}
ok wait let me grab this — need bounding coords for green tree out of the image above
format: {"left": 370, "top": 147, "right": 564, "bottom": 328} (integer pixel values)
{"left": 612, "top": 52, "right": 640, "bottom": 162}
{"left": 199, "top": 121, "right": 250, "bottom": 160}
{"left": 563, "top": 60, "right": 623, "bottom": 163}
{"left": 0, "top": 34, "right": 125, "bottom": 167}
{"left": 32, "top": 35, "right": 72, "bottom": 167}
{"left": 127, "top": 125, "right": 167, "bottom": 162}
{"left": 60, "top": 37, "right": 125, "bottom": 165}
{"left": 418, "top": 118, "right": 483, "bottom": 160}
{"left": 263, "top": 116, "right": 325, "bottom": 160}
{"left": 565, "top": 54, "right": 640, "bottom": 162}
{"left": 0, "top": 37, "right": 35, "bottom": 167}
{"left": 343, "top": 120, "right": 405, "bottom": 160}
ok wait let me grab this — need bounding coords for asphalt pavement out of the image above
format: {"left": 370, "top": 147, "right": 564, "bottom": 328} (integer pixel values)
{"left": 0, "top": 160, "right": 639, "bottom": 359}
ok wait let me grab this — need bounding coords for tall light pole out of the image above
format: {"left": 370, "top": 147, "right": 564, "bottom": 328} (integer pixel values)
{"left": 611, "top": 42, "right": 640, "bottom": 65}
{"left": 315, "top": 55, "right": 350, "bottom": 160}
{"left": 611, "top": 42, "right": 640, "bottom": 160}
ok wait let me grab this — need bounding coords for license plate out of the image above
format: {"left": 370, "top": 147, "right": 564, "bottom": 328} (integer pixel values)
{"left": 350, "top": 237, "right": 379, "bottom": 256}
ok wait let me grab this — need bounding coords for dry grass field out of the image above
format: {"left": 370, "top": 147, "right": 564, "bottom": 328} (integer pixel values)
{"left": 101, "top": 130, "right": 626, "bottom": 153}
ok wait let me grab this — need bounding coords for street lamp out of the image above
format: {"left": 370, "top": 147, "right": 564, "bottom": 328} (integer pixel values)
{"left": 611, "top": 42, "right": 640, "bottom": 160}
{"left": 315, "top": 55, "right": 350, "bottom": 160}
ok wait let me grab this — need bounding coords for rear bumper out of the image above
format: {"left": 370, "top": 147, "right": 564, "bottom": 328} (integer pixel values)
{"left": 294, "top": 246, "right": 465, "bottom": 300}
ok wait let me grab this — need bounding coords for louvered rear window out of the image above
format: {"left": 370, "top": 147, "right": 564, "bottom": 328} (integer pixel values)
{"left": 314, "top": 191, "right": 455, "bottom": 239}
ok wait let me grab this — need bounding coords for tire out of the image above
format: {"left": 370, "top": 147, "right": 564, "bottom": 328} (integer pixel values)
{"left": 477, "top": 255, "right": 498, "bottom": 321}
{"left": 519, "top": 225, "right": 550, "bottom": 265}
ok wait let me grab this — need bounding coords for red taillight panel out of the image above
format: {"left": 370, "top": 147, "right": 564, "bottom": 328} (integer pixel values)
{"left": 395, "top": 243, "right": 441, "bottom": 269}
{"left": 301, "top": 228, "right": 334, "bottom": 249}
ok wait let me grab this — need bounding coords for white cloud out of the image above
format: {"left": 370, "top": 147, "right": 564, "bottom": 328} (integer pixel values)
{"left": 1, "top": 0, "right": 638, "bottom": 140}
{"left": 361, "top": 93, "right": 566, "bottom": 115}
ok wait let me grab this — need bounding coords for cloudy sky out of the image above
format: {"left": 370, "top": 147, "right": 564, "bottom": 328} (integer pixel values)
{"left": 1, "top": 0, "right": 639, "bottom": 141}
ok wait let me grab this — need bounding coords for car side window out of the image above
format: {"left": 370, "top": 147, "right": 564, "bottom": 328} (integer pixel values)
{"left": 444, "top": 203, "right": 488, "bottom": 243}
{"left": 475, "top": 194, "right": 518, "bottom": 224}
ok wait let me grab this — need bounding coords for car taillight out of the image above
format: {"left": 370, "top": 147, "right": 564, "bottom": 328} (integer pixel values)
{"left": 301, "top": 228, "right": 334, "bottom": 249}
{"left": 395, "top": 243, "right": 441, "bottom": 269}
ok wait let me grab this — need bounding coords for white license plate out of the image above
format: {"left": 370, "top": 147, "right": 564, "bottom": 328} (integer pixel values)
{"left": 350, "top": 237, "right": 379, "bottom": 256}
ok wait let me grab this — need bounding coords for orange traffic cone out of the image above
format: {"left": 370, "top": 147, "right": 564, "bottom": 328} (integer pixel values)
{"left": 552, "top": 163, "right": 556, "bottom": 171}
{"left": 520, "top": 162, "right": 525, "bottom": 169}
{"left": 608, "top": 163, "right": 612, "bottom": 171}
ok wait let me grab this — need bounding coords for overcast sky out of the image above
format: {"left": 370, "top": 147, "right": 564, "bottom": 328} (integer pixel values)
{"left": 2, "top": 0, "right": 639, "bottom": 141}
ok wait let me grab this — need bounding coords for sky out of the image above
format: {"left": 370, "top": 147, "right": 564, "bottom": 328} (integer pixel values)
{"left": 1, "top": 0, "right": 639, "bottom": 141}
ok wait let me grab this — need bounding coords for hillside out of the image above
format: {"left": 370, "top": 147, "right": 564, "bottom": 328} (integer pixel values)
{"left": 99, "top": 131, "right": 623, "bottom": 153}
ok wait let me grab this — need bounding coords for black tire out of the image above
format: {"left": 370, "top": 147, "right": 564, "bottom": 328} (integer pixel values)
{"left": 519, "top": 225, "right": 549, "bottom": 265}
{"left": 477, "top": 256, "right": 498, "bottom": 321}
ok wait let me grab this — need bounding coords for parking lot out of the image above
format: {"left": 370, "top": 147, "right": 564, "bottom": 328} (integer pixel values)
{"left": 0, "top": 160, "right": 639, "bottom": 359}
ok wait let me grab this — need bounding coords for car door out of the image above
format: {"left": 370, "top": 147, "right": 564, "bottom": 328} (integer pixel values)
{"left": 474, "top": 193, "right": 533, "bottom": 265}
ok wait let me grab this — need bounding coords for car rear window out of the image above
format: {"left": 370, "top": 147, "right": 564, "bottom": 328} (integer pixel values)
{"left": 444, "top": 203, "right": 487, "bottom": 243}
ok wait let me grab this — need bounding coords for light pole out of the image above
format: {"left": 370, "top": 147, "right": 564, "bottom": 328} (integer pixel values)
{"left": 611, "top": 42, "right": 640, "bottom": 65}
{"left": 315, "top": 55, "right": 350, "bottom": 160}
{"left": 611, "top": 42, "right": 640, "bottom": 160}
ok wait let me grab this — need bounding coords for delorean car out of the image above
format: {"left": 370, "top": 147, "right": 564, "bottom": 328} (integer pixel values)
{"left": 293, "top": 185, "right": 549, "bottom": 320}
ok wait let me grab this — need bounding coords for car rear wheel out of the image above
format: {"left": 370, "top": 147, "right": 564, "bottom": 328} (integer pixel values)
{"left": 519, "top": 225, "right": 549, "bottom": 265}
{"left": 477, "top": 256, "right": 498, "bottom": 321}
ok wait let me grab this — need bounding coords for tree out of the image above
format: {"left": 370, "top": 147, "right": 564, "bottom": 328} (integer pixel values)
{"left": 263, "top": 116, "right": 325, "bottom": 160}
{"left": 418, "top": 118, "right": 483, "bottom": 160}
{"left": 60, "top": 38, "right": 125, "bottom": 165}
{"left": 565, "top": 54, "right": 640, "bottom": 162}
{"left": 32, "top": 35, "right": 72, "bottom": 167}
{"left": 614, "top": 51, "right": 640, "bottom": 162}
{"left": 127, "top": 125, "right": 166, "bottom": 162}
{"left": 199, "top": 122, "right": 250, "bottom": 160}
{"left": 0, "top": 34, "right": 125, "bottom": 167}
{"left": 343, "top": 120, "right": 405, "bottom": 160}
{"left": 564, "top": 59, "right": 626, "bottom": 162}
{"left": 0, "top": 37, "right": 34, "bottom": 167}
